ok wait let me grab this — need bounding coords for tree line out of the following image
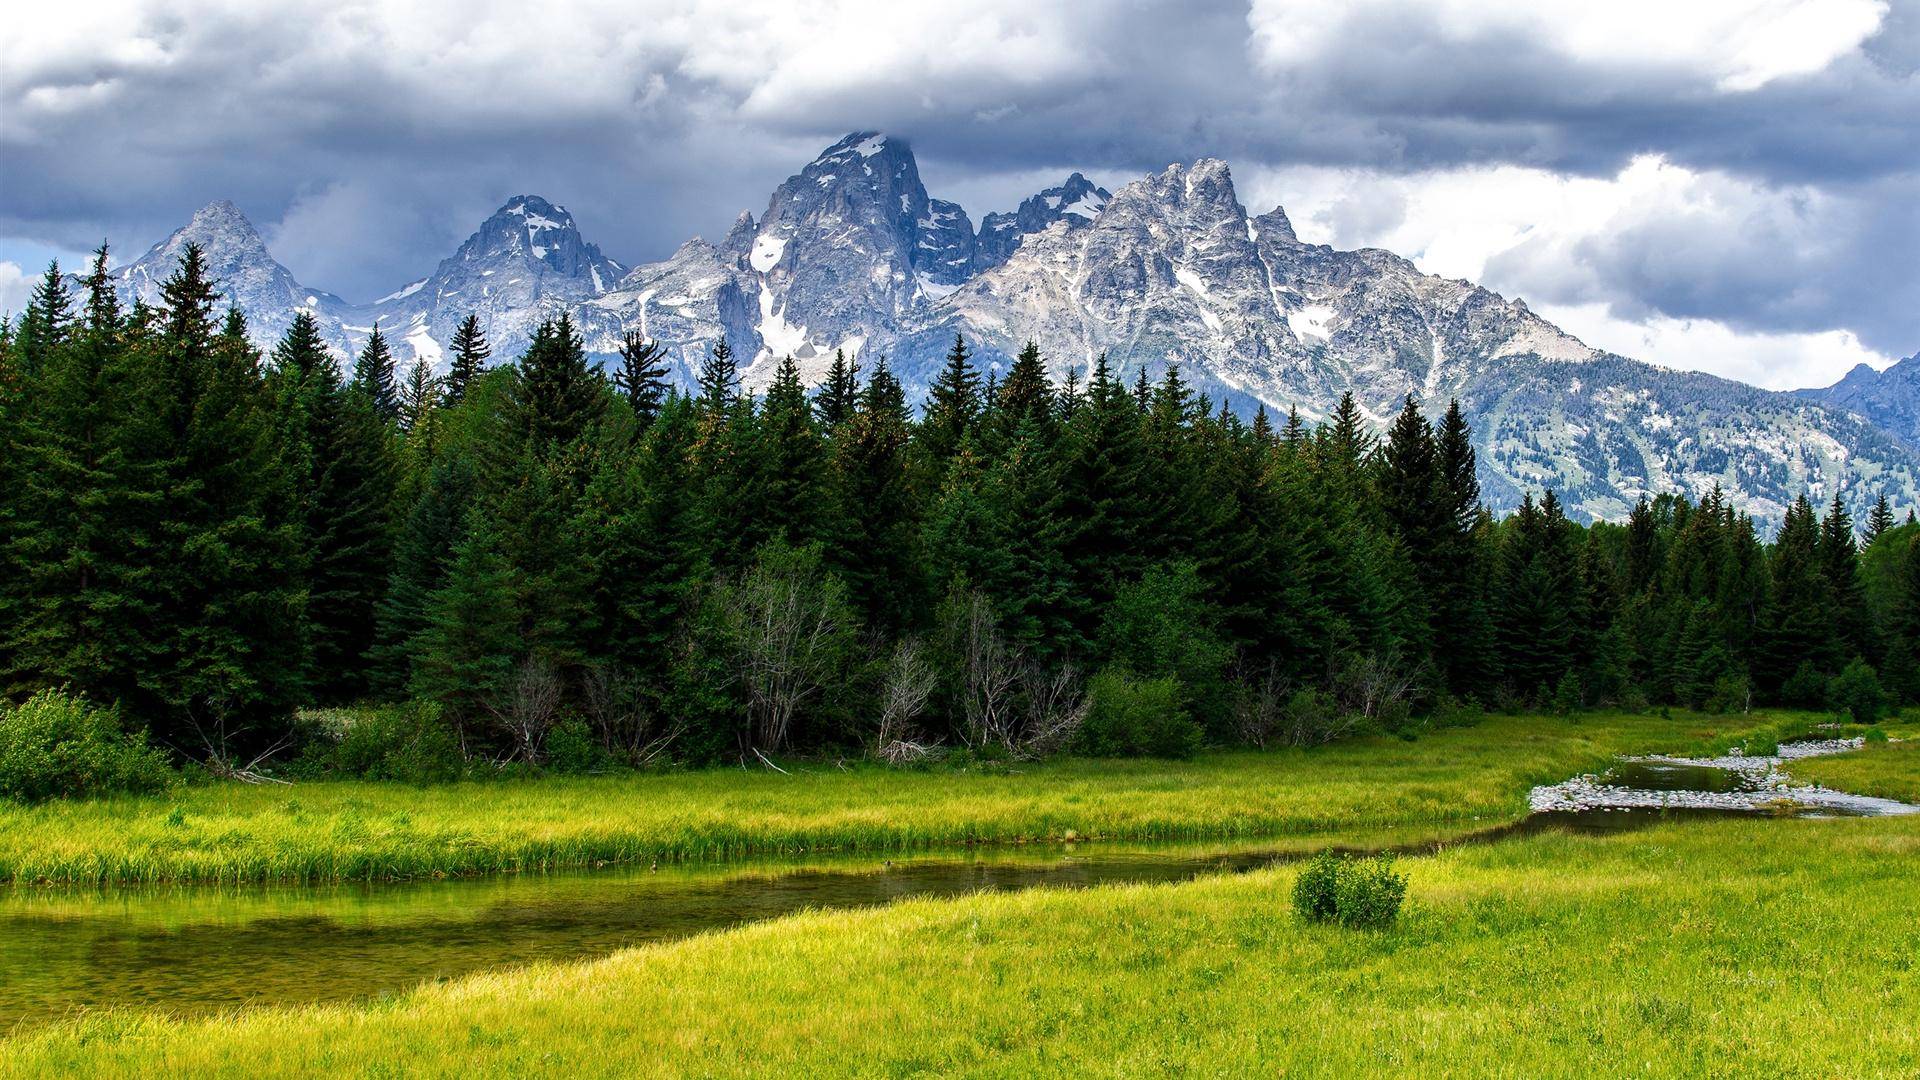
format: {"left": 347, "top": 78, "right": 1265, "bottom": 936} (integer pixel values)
{"left": 2, "top": 246, "right": 1915, "bottom": 772}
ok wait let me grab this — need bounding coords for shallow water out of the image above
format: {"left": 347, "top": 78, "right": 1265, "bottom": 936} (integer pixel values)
{"left": 0, "top": 826, "right": 1494, "bottom": 1028}
{"left": 1, "top": 737, "right": 1908, "bottom": 1030}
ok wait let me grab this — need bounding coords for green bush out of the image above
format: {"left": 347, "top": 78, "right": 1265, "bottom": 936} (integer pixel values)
{"left": 317, "top": 703, "right": 464, "bottom": 783}
{"left": 1828, "top": 658, "right": 1886, "bottom": 726}
{"left": 1550, "top": 671, "right": 1583, "bottom": 716}
{"left": 1780, "top": 661, "right": 1829, "bottom": 709}
{"left": 1076, "top": 669, "right": 1203, "bottom": 759}
{"left": 1864, "top": 727, "right": 1889, "bottom": 744}
{"left": 1290, "top": 851, "right": 1344, "bottom": 922}
{"left": 543, "top": 716, "right": 611, "bottom": 773}
{"left": 1292, "top": 851, "right": 1408, "bottom": 929}
{"left": 0, "top": 690, "right": 173, "bottom": 802}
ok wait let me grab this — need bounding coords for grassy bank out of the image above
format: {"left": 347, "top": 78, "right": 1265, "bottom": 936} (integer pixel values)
{"left": 0, "top": 711, "right": 1811, "bottom": 886}
{"left": 1788, "top": 737, "right": 1920, "bottom": 803}
{"left": 9, "top": 813, "right": 1916, "bottom": 1077}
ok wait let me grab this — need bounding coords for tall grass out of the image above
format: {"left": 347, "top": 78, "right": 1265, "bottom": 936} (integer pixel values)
{"left": 0, "top": 711, "right": 1811, "bottom": 885}
{"left": 9, "top": 814, "right": 1917, "bottom": 1077}
{"left": 1786, "top": 738, "right": 1920, "bottom": 802}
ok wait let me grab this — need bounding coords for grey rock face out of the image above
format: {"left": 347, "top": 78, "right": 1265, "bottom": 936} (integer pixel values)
{"left": 366, "top": 195, "right": 625, "bottom": 372}
{"left": 891, "top": 158, "right": 1918, "bottom": 523}
{"left": 116, "top": 135, "right": 1919, "bottom": 523}
{"left": 974, "top": 173, "right": 1110, "bottom": 271}
{"left": 106, "top": 200, "right": 358, "bottom": 356}
{"left": 1796, "top": 355, "right": 1920, "bottom": 449}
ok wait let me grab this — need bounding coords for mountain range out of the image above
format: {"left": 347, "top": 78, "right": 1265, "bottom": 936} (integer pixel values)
{"left": 97, "top": 131, "right": 1920, "bottom": 525}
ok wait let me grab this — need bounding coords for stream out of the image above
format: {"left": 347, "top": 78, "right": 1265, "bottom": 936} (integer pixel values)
{"left": 2, "top": 737, "right": 1911, "bottom": 1030}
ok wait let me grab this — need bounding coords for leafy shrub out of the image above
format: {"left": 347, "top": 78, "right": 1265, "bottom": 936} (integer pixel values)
{"left": 1334, "top": 858, "right": 1410, "bottom": 928}
{"left": 1076, "top": 669, "right": 1202, "bottom": 759}
{"left": 543, "top": 715, "right": 612, "bottom": 773}
{"left": 1290, "top": 851, "right": 1344, "bottom": 922}
{"left": 1828, "top": 658, "right": 1886, "bottom": 726}
{"left": 1428, "top": 695, "right": 1487, "bottom": 730}
{"left": 0, "top": 690, "right": 173, "bottom": 802}
{"left": 1864, "top": 727, "right": 1889, "bottom": 744}
{"left": 318, "top": 703, "right": 464, "bottom": 783}
{"left": 1292, "top": 851, "right": 1408, "bottom": 929}
{"left": 1704, "top": 671, "right": 1752, "bottom": 715}
{"left": 1282, "top": 688, "right": 1362, "bottom": 747}
{"left": 1550, "top": 671, "right": 1583, "bottom": 716}
{"left": 1780, "top": 661, "right": 1829, "bottom": 709}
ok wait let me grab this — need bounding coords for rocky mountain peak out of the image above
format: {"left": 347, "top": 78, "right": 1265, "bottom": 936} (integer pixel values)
{"left": 976, "top": 172, "right": 1113, "bottom": 271}
{"left": 1252, "top": 206, "right": 1298, "bottom": 245}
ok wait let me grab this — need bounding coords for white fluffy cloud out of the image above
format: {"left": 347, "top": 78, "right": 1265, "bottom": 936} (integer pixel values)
{"left": 0, "top": 262, "right": 33, "bottom": 318}
{"left": 1248, "top": 0, "right": 1888, "bottom": 92}
{"left": 4, "top": 0, "right": 1914, "bottom": 389}
{"left": 1240, "top": 153, "right": 1917, "bottom": 384}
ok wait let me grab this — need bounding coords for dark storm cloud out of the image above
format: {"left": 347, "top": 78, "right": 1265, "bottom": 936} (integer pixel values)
{"left": 2, "top": 0, "right": 1914, "bottom": 360}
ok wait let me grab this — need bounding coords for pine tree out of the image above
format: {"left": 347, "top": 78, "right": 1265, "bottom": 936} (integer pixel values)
{"left": 832, "top": 358, "right": 920, "bottom": 627}
{"left": 697, "top": 337, "right": 738, "bottom": 415}
{"left": 919, "top": 334, "right": 980, "bottom": 465}
{"left": 271, "top": 312, "right": 396, "bottom": 701}
{"left": 353, "top": 323, "right": 399, "bottom": 422}
{"left": 993, "top": 340, "right": 1053, "bottom": 441}
{"left": 813, "top": 349, "right": 860, "bottom": 430}
{"left": 370, "top": 454, "right": 477, "bottom": 695}
{"left": 399, "top": 359, "right": 441, "bottom": 435}
{"left": 1864, "top": 494, "right": 1896, "bottom": 545}
{"left": 444, "top": 313, "right": 490, "bottom": 407}
{"left": 0, "top": 245, "right": 158, "bottom": 702}
{"left": 612, "top": 331, "right": 670, "bottom": 426}
{"left": 144, "top": 257, "right": 308, "bottom": 752}
{"left": 758, "top": 354, "right": 830, "bottom": 546}
{"left": 1820, "top": 494, "right": 1872, "bottom": 660}
{"left": 410, "top": 510, "right": 521, "bottom": 745}
{"left": 12, "top": 262, "right": 75, "bottom": 376}
{"left": 513, "top": 312, "right": 605, "bottom": 459}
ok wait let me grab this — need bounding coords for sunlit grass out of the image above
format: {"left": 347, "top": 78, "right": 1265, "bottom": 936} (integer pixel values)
{"left": 0, "top": 711, "right": 1815, "bottom": 885}
{"left": 9, "top": 814, "right": 1916, "bottom": 1077}
{"left": 1787, "top": 737, "right": 1920, "bottom": 803}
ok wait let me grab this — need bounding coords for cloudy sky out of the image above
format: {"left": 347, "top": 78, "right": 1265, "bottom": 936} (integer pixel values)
{"left": 3, "top": 0, "right": 1916, "bottom": 389}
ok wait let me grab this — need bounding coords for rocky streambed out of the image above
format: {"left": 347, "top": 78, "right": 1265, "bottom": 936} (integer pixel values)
{"left": 1529, "top": 737, "right": 1917, "bottom": 817}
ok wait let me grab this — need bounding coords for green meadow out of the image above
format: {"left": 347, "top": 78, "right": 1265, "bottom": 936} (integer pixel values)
{"left": 0, "top": 710, "right": 1814, "bottom": 885}
{"left": 7, "top": 814, "right": 1916, "bottom": 1078}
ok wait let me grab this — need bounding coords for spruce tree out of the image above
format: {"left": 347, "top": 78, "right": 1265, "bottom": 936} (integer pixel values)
{"left": 0, "top": 245, "right": 156, "bottom": 702}
{"left": 444, "top": 313, "right": 490, "bottom": 407}
{"left": 832, "top": 358, "right": 921, "bottom": 627}
{"left": 513, "top": 312, "right": 605, "bottom": 459}
{"left": 370, "top": 454, "right": 477, "bottom": 695}
{"left": 919, "top": 334, "right": 980, "bottom": 465}
{"left": 1820, "top": 494, "right": 1871, "bottom": 660}
{"left": 399, "top": 359, "right": 441, "bottom": 435}
{"left": 353, "top": 323, "right": 399, "bottom": 422}
{"left": 612, "top": 330, "right": 670, "bottom": 425}
{"left": 993, "top": 340, "right": 1054, "bottom": 442}
{"left": 12, "top": 262, "right": 75, "bottom": 376}
{"left": 697, "top": 336, "right": 738, "bottom": 415}
{"left": 759, "top": 354, "right": 830, "bottom": 546}
{"left": 141, "top": 256, "right": 308, "bottom": 752}
{"left": 575, "top": 395, "right": 709, "bottom": 703}
{"left": 1761, "top": 495, "right": 1835, "bottom": 680}
{"left": 271, "top": 311, "right": 395, "bottom": 701}
{"left": 410, "top": 510, "right": 521, "bottom": 747}
{"left": 813, "top": 348, "right": 860, "bottom": 430}
{"left": 1864, "top": 494, "right": 1895, "bottom": 545}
